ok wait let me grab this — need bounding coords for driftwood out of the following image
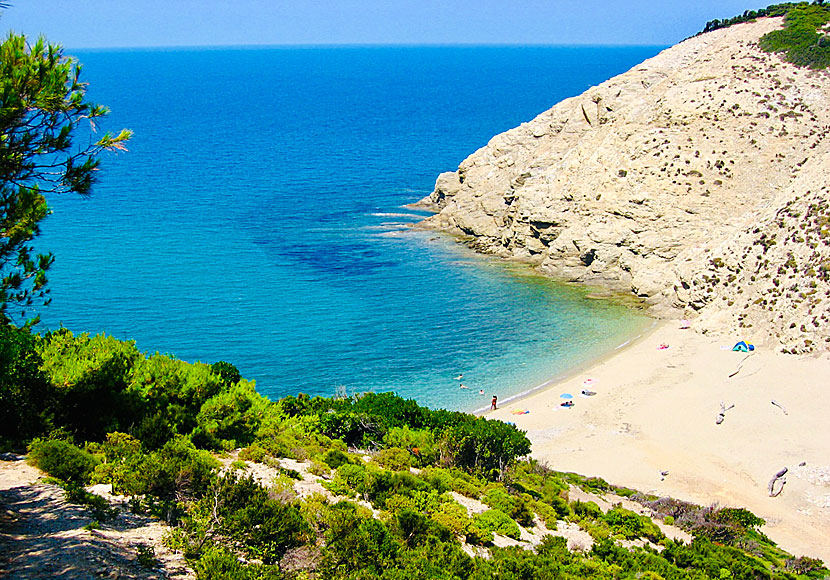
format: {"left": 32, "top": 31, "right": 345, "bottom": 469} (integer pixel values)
{"left": 768, "top": 467, "right": 788, "bottom": 497}
{"left": 716, "top": 401, "right": 735, "bottom": 425}
{"left": 771, "top": 400, "right": 788, "bottom": 415}
{"left": 728, "top": 352, "right": 754, "bottom": 378}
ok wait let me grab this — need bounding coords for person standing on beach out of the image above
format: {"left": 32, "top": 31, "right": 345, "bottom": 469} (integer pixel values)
{"left": 491, "top": 395, "right": 497, "bottom": 410}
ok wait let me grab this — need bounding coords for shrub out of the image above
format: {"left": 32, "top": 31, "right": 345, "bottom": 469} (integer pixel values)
{"left": 320, "top": 502, "right": 399, "bottom": 575}
{"left": 374, "top": 447, "right": 412, "bottom": 471}
{"left": 0, "top": 323, "right": 49, "bottom": 444}
{"left": 129, "top": 354, "right": 224, "bottom": 437}
{"left": 466, "top": 521, "right": 494, "bottom": 545}
{"left": 63, "top": 484, "right": 117, "bottom": 521}
{"left": 90, "top": 432, "right": 149, "bottom": 495}
{"left": 209, "top": 360, "right": 241, "bottom": 386}
{"left": 483, "top": 486, "right": 534, "bottom": 527}
{"left": 214, "top": 473, "right": 310, "bottom": 564}
{"left": 431, "top": 501, "right": 471, "bottom": 537}
{"left": 193, "top": 380, "right": 268, "bottom": 449}
{"left": 238, "top": 444, "right": 267, "bottom": 463}
{"left": 194, "top": 546, "right": 260, "bottom": 580}
{"left": 446, "top": 417, "right": 531, "bottom": 479}
{"left": 322, "top": 448, "right": 354, "bottom": 470}
{"left": 450, "top": 471, "right": 484, "bottom": 498}
{"left": 324, "top": 463, "right": 369, "bottom": 498}
{"left": 28, "top": 438, "right": 98, "bottom": 485}
{"left": 141, "top": 436, "right": 219, "bottom": 502}
{"left": 604, "top": 507, "right": 663, "bottom": 542}
{"left": 395, "top": 508, "right": 451, "bottom": 547}
{"left": 572, "top": 500, "right": 603, "bottom": 520}
{"left": 418, "top": 467, "right": 454, "bottom": 494}
{"left": 382, "top": 426, "right": 438, "bottom": 466}
{"left": 759, "top": 4, "right": 830, "bottom": 69}
{"left": 38, "top": 329, "right": 141, "bottom": 441}
{"left": 473, "top": 509, "right": 521, "bottom": 540}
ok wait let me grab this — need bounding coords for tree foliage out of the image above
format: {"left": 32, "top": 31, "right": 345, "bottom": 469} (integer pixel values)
{"left": 0, "top": 33, "right": 131, "bottom": 323}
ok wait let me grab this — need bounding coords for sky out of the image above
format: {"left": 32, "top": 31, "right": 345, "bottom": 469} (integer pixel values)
{"left": 3, "top": 0, "right": 762, "bottom": 48}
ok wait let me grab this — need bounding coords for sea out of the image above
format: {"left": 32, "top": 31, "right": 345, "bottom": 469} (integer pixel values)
{"left": 35, "top": 45, "right": 663, "bottom": 413}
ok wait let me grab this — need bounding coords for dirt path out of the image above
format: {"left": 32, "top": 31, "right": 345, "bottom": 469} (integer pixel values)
{"left": 0, "top": 454, "right": 193, "bottom": 580}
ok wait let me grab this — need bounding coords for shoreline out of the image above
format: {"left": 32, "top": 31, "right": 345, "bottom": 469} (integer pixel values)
{"left": 488, "top": 320, "right": 830, "bottom": 562}
{"left": 471, "top": 318, "right": 659, "bottom": 416}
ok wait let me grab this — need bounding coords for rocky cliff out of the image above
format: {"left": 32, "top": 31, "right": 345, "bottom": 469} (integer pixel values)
{"left": 415, "top": 17, "right": 830, "bottom": 353}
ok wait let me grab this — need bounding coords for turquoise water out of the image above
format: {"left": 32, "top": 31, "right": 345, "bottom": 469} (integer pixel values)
{"left": 36, "top": 46, "right": 659, "bottom": 412}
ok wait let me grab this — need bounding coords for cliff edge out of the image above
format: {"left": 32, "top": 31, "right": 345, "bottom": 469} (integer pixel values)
{"left": 415, "top": 17, "right": 830, "bottom": 353}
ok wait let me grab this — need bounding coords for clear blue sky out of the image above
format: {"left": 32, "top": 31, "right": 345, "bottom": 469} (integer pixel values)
{"left": 4, "top": 1, "right": 761, "bottom": 48}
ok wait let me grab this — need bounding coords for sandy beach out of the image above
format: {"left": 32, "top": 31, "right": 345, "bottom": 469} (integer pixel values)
{"left": 489, "top": 321, "right": 830, "bottom": 562}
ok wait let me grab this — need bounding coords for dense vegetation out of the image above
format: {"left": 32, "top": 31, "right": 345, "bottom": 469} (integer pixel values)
{"left": 1, "top": 323, "right": 827, "bottom": 579}
{"left": 700, "top": 2, "right": 830, "bottom": 69}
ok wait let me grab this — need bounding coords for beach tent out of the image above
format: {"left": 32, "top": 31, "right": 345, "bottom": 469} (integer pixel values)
{"left": 732, "top": 341, "right": 755, "bottom": 352}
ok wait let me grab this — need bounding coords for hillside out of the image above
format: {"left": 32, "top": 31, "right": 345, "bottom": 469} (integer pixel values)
{"left": 1, "top": 326, "right": 827, "bottom": 578}
{"left": 414, "top": 16, "right": 830, "bottom": 353}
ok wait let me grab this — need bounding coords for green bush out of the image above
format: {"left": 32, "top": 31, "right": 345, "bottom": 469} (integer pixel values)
{"left": 209, "top": 361, "right": 241, "bottom": 386}
{"left": 374, "top": 446, "right": 412, "bottom": 471}
{"left": 129, "top": 354, "right": 225, "bottom": 435}
{"left": 572, "top": 500, "right": 603, "bottom": 520}
{"left": 0, "top": 323, "right": 49, "bottom": 445}
{"left": 238, "top": 444, "right": 267, "bottom": 463}
{"left": 466, "top": 520, "right": 494, "bottom": 545}
{"left": 417, "top": 467, "right": 454, "bottom": 494}
{"left": 325, "top": 462, "right": 370, "bottom": 498}
{"left": 193, "top": 546, "right": 261, "bottom": 580}
{"left": 63, "top": 484, "right": 117, "bottom": 521}
{"left": 143, "top": 437, "right": 219, "bottom": 501}
{"left": 483, "top": 486, "right": 535, "bottom": 527}
{"left": 90, "top": 432, "right": 147, "bottom": 495}
{"left": 759, "top": 4, "right": 830, "bottom": 69}
{"left": 604, "top": 507, "right": 663, "bottom": 542}
{"left": 193, "top": 380, "right": 268, "bottom": 449}
{"left": 28, "top": 438, "right": 98, "bottom": 485}
{"left": 382, "top": 425, "right": 438, "bottom": 466}
{"left": 431, "top": 501, "right": 471, "bottom": 537}
{"left": 473, "top": 509, "right": 521, "bottom": 540}
{"left": 39, "top": 329, "right": 141, "bottom": 441}
{"left": 322, "top": 448, "right": 354, "bottom": 469}
{"left": 320, "top": 502, "right": 399, "bottom": 576}
{"left": 395, "top": 508, "right": 451, "bottom": 548}
{"left": 214, "top": 473, "right": 310, "bottom": 564}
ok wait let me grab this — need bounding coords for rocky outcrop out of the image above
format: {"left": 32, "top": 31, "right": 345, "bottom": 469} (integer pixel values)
{"left": 415, "top": 17, "right": 830, "bottom": 352}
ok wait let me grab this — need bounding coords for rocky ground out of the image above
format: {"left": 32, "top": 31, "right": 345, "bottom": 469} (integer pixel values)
{"left": 414, "top": 16, "right": 830, "bottom": 352}
{"left": 0, "top": 450, "right": 702, "bottom": 579}
{"left": 0, "top": 454, "right": 193, "bottom": 580}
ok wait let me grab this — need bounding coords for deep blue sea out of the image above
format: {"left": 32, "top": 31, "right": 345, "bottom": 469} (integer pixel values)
{"left": 36, "top": 46, "right": 661, "bottom": 412}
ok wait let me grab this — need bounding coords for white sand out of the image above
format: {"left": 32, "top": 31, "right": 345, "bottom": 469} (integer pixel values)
{"left": 489, "top": 322, "right": 830, "bottom": 562}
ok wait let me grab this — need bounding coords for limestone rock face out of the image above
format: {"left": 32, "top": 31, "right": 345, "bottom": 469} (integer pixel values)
{"left": 415, "top": 17, "right": 830, "bottom": 352}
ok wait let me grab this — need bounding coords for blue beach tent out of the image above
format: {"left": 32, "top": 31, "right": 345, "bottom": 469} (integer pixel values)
{"left": 732, "top": 341, "right": 755, "bottom": 352}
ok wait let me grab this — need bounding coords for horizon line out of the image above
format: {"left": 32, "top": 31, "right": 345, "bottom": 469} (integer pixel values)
{"left": 65, "top": 41, "right": 671, "bottom": 52}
